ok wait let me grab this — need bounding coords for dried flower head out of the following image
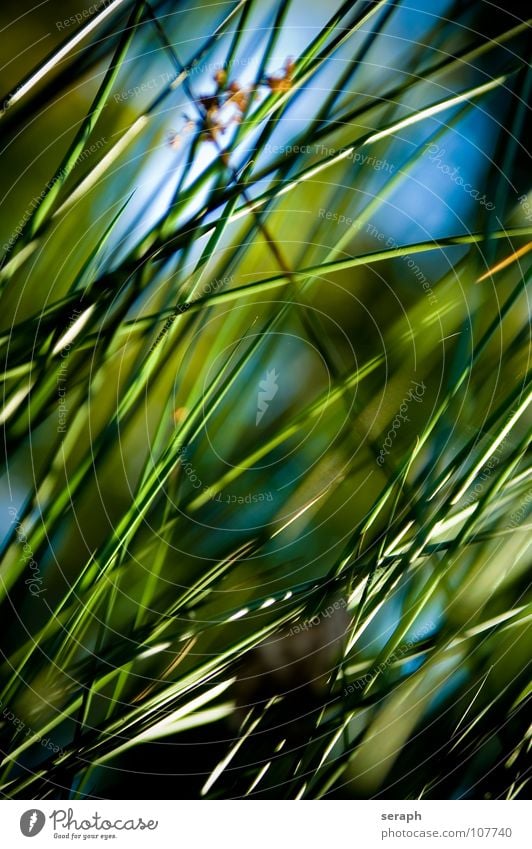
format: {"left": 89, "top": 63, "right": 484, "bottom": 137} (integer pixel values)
{"left": 171, "top": 58, "right": 296, "bottom": 149}
{"left": 266, "top": 56, "right": 295, "bottom": 92}
{"left": 213, "top": 68, "right": 227, "bottom": 87}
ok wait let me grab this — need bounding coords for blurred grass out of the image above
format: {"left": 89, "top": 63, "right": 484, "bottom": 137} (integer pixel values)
{"left": 0, "top": 0, "right": 530, "bottom": 799}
